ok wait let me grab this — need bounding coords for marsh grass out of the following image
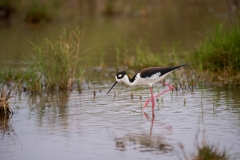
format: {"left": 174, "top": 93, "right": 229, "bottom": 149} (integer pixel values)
{"left": 192, "top": 131, "right": 229, "bottom": 160}
{"left": 179, "top": 130, "right": 230, "bottom": 160}
{"left": 0, "top": 69, "right": 23, "bottom": 85}
{"left": 124, "top": 43, "right": 184, "bottom": 70}
{"left": 24, "top": 28, "right": 85, "bottom": 92}
{"left": 194, "top": 144, "right": 228, "bottom": 160}
{"left": 192, "top": 22, "right": 240, "bottom": 78}
{"left": 0, "top": 28, "right": 86, "bottom": 93}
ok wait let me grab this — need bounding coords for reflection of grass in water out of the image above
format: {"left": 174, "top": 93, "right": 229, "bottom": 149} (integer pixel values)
{"left": 27, "top": 91, "right": 69, "bottom": 121}
{"left": 0, "top": 114, "right": 13, "bottom": 136}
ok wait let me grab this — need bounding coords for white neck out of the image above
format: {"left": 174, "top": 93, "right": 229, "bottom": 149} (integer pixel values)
{"left": 120, "top": 75, "right": 135, "bottom": 86}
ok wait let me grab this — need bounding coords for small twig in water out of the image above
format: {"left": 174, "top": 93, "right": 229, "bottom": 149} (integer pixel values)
{"left": 93, "top": 89, "right": 96, "bottom": 99}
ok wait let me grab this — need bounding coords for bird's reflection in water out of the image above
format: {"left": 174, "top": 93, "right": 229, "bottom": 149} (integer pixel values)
{"left": 143, "top": 111, "right": 172, "bottom": 137}
{"left": 115, "top": 133, "right": 174, "bottom": 153}
{"left": 115, "top": 112, "right": 173, "bottom": 153}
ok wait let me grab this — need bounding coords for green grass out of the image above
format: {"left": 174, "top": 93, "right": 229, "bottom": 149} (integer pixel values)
{"left": 194, "top": 144, "right": 228, "bottom": 160}
{"left": 180, "top": 130, "right": 230, "bottom": 160}
{"left": 24, "top": 28, "right": 85, "bottom": 91}
{"left": 192, "top": 22, "right": 240, "bottom": 77}
{"left": 0, "top": 69, "right": 23, "bottom": 83}
{"left": 122, "top": 43, "right": 186, "bottom": 70}
{"left": 193, "top": 131, "right": 229, "bottom": 160}
{"left": 0, "top": 28, "right": 85, "bottom": 93}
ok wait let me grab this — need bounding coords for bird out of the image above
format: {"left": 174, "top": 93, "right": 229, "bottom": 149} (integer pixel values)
{"left": 107, "top": 64, "right": 188, "bottom": 112}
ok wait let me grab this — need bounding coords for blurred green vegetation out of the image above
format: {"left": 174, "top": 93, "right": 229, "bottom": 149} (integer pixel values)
{"left": 111, "top": 22, "right": 240, "bottom": 82}
{"left": 0, "top": 28, "right": 85, "bottom": 93}
{"left": 5, "top": 0, "right": 238, "bottom": 23}
{"left": 192, "top": 22, "right": 240, "bottom": 75}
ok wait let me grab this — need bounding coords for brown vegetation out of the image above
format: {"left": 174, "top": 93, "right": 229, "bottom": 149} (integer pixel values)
{"left": 0, "top": 89, "right": 14, "bottom": 116}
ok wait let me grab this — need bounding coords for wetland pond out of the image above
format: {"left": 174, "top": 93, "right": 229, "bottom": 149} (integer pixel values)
{"left": 1, "top": 82, "right": 240, "bottom": 160}
{"left": 1, "top": 1, "right": 240, "bottom": 159}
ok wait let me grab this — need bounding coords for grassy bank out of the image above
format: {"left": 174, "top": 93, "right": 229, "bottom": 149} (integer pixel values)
{"left": 192, "top": 22, "right": 240, "bottom": 80}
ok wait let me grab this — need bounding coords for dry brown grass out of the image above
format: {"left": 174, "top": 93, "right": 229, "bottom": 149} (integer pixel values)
{"left": 0, "top": 76, "right": 21, "bottom": 116}
{"left": 0, "top": 89, "right": 14, "bottom": 115}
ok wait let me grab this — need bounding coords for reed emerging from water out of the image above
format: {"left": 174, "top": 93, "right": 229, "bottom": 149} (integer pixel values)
{"left": 0, "top": 28, "right": 85, "bottom": 93}
{"left": 180, "top": 129, "right": 230, "bottom": 160}
{"left": 25, "top": 28, "right": 85, "bottom": 92}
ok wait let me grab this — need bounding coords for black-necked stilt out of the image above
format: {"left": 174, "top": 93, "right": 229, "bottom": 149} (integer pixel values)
{"left": 107, "top": 64, "right": 187, "bottom": 111}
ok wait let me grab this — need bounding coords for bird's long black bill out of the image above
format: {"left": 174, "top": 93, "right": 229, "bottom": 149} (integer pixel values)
{"left": 107, "top": 81, "right": 118, "bottom": 94}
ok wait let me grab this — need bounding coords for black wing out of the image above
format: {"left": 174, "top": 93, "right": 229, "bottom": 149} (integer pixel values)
{"left": 140, "top": 64, "right": 187, "bottom": 78}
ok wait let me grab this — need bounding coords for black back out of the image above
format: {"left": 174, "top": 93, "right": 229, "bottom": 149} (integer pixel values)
{"left": 140, "top": 64, "right": 187, "bottom": 78}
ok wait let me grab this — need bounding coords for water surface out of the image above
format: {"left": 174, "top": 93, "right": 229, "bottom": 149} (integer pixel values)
{"left": 1, "top": 82, "right": 240, "bottom": 160}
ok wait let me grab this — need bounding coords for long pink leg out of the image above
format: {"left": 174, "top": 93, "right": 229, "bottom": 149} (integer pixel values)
{"left": 143, "top": 81, "right": 173, "bottom": 109}
{"left": 149, "top": 87, "right": 155, "bottom": 112}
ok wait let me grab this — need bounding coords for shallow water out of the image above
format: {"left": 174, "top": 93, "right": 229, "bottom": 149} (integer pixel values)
{"left": 1, "top": 82, "right": 240, "bottom": 160}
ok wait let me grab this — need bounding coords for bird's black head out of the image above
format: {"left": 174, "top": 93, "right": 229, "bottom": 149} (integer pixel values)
{"left": 107, "top": 71, "right": 127, "bottom": 95}
{"left": 116, "top": 71, "right": 126, "bottom": 80}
